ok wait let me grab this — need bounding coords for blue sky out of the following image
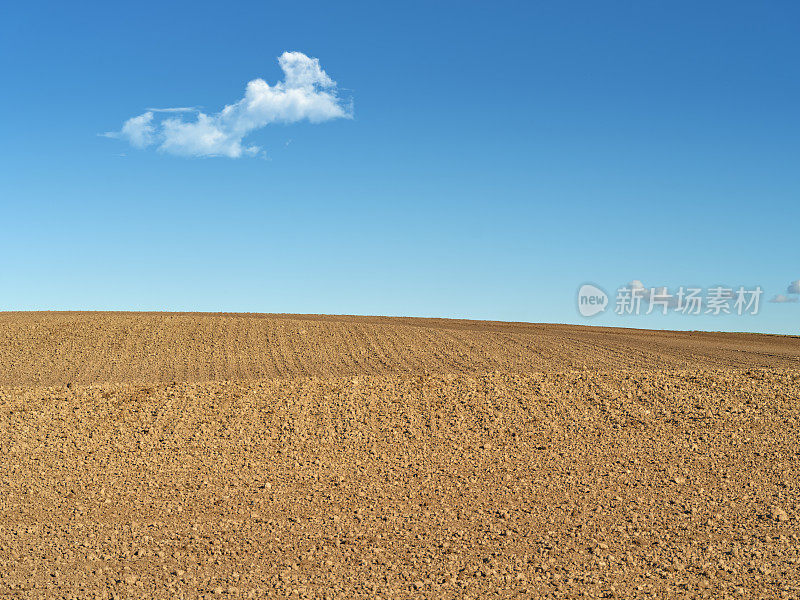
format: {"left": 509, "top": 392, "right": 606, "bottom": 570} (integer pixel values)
{"left": 1, "top": 1, "right": 798, "bottom": 333}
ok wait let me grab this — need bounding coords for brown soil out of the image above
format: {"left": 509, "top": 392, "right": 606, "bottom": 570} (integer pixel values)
{"left": 0, "top": 312, "right": 798, "bottom": 599}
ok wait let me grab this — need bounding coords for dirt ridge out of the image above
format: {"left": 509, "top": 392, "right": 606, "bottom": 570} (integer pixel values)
{"left": 1, "top": 313, "right": 798, "bottom": 598}
{"left": 1, "top": 312, "right": 798, "bottom": 386}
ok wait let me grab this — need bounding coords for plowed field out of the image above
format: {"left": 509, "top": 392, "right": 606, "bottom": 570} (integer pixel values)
{"left": 0, "top": 312, "right": 798, "bottom": 599}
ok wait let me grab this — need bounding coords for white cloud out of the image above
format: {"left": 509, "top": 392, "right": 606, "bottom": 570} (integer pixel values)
{"left": 770, "top": 294, "right": 799, "bottom": 303}
{"left": 146, "top": 107, "right": 198, "bottom": 113}
{"left": 787, "top": 280, "right": 800, "bottom": 294}
{"left": 103, "top": 52, "right": 351, "bottom": 158}
{"left": 102, "top": 111, "right": 155, "bottom": 148}
{"left": 629, "top": 280, "right": 645, "bottom": 292}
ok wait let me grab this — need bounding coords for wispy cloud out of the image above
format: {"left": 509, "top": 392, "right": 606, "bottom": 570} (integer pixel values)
{"left": 787, "top": 280, "right": 800, "bottom": 294}
{"left": 769, "top": 294, "right": 799, "bottom": 303}
{"left": 103, "top": 52, "right": 352, "bottom": 158}
{"left": 146, "top": 107, "right": 199, "bottom": 113}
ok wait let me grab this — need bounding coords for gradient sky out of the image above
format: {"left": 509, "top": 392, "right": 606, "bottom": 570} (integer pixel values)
{"left": 1, "top": 1, "right": 798, "bottom": 333}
